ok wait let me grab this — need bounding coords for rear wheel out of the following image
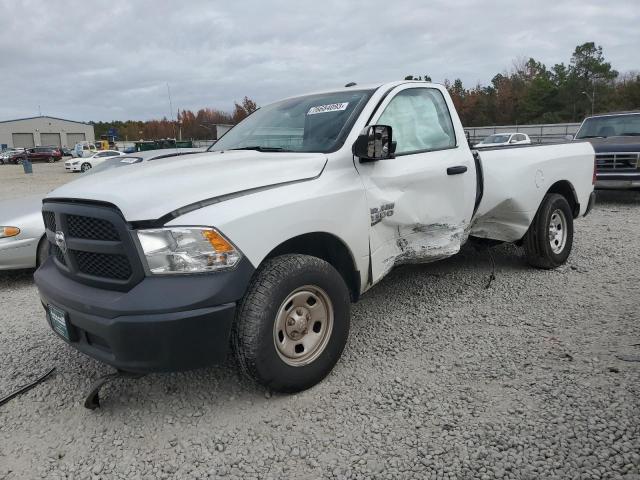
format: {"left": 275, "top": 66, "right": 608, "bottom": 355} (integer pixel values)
{"left": 232, "top": 254, "right": 350, "bottom": 393}
{"left": 523, "top": 193, "right": 574, "bottom": 269}
{"left": 81, "top": 162, "right": 91, "bottom": 172}
{"left": 47, "top": 156, "right": 54, "bottom": 163}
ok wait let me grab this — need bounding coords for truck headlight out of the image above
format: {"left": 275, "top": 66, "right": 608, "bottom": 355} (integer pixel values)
{"left": 136, "top": 227, "right": 241, "bottom": 274}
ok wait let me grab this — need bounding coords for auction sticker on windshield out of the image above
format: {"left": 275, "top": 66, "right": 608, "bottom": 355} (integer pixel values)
{"left": 307, "top": 103, "right": 349, "bottom": 115}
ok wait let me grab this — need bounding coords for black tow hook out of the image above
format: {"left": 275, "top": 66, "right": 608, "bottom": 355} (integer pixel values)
{"left": 84, "top": 370, "right": 145, "bottom": 410}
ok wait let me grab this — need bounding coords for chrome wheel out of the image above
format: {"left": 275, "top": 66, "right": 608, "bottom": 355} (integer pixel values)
{"left": 548, "top": 208, "right": 567, "bottom": 254}
{"left": 81, "top": 162, "right": 91, "bottom": 172}
{"left": 273, "top": 285, "right": 334, "bottom": 367}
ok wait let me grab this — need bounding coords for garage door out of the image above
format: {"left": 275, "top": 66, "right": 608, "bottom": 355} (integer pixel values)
{"left": 66, "top": 133, "right": 86, "bottom": 147}
{"left": 12, "top": 133, "right": 35, "bottom": 148}
{"left": 40, "top": 133, "right": 61, "bottom": 147}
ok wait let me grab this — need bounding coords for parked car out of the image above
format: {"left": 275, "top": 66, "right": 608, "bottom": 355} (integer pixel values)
{"left": 573, "top": 111, "right": 640, "bottom": 189}
{"left": 11, "top": 146, "right": 62, "bottom": 164}
{"left": 0, "top": 195, "right": 49, "bottom": 270}
{"left": 61, "top": 147, "right": 73, "bottom": 157}
{"left": 0, "top": 148, "right": 24, "bottom": 164}
{"left": 86, "top": 148, "right": 206, "bottom": 175}
{"left": 35, "top": 81, "right": 595, "bottom": 394}
{"left": 475, "top": 132, "right": 531, "bottom": 148}
{"left": 65, "top": 150, "right": 124, "bottom": 172}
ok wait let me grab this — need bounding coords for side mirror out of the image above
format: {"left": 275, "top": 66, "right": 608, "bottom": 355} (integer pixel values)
{"left": 510, "top": 138, "right": 518, "bottom": 144}
{"left": 564, "top": 134, "right": 574, "bottom": 141}
{"left": 353, "top": 125, "right": 395, "bottom": 161}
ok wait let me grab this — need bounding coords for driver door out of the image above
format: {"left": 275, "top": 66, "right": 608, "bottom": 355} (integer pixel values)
{"left": 356, "top": 85, "right": 476, "bottom": 285}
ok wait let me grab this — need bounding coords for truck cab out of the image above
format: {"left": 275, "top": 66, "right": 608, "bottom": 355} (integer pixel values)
{"left": 574, "top": 111, "right": 640, "bottom": 189}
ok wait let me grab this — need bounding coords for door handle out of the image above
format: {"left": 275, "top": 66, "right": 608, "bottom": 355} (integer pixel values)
{"left": 447, "top": 165, "right": 467, "bottom": 175}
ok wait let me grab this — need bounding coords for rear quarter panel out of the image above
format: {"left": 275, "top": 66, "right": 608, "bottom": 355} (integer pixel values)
{"left": 471, "top": 142, "right": 595, "bottom": 242}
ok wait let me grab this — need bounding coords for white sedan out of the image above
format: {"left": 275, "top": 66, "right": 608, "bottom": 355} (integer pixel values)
{"left": 475, "top": 132, "right": 532, "bottom": 148}
{"left": 65, "top": 150, "right": 124, "bottom": 172}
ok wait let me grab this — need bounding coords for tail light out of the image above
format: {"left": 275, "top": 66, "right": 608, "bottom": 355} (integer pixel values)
{"left": 592, "top": 156, "right": 596, "bottom": 185}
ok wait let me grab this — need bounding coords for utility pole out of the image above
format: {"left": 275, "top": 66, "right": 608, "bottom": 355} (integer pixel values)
{"left": 582, "top": 77, "right": 598, "bottom": 116}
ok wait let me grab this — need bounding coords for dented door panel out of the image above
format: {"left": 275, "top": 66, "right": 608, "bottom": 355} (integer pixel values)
{"left": 357, "top": 84, "right": 477, "bottom": 286}
{"left": 359, "top": 146, "right": 475, "bottom": 284}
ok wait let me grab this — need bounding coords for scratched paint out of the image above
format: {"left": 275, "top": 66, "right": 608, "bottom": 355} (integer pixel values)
{"left": 393, "top": 222, "right": 467, "bottom": 265}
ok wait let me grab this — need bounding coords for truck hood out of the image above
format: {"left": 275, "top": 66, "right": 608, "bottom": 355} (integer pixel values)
{"left": 583, "top": 136, "right": 640, "bottom": 153}
{"left": 46, "top": 150, "right": 327, "bottom": 221}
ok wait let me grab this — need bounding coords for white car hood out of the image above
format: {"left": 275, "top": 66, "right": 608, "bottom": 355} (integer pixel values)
{"left": 46, "top": 150, "right": 327, "bottom": 221}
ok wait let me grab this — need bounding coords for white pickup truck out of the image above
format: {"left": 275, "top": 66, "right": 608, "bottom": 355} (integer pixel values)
{"left": 35, "top": 81, "right": 596, "bottom": 393}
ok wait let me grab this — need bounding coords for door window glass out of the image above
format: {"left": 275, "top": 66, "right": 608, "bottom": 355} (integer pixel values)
{"left": 378, "top": 88, "right": 456, "bottom": 154}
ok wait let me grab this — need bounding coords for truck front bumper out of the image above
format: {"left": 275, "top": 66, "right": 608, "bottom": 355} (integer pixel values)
{"left": 595, "top": 173, "right": 640, "bottom": 190}
{"left": 34, "top": 257, "right": 255, "bottom": 373}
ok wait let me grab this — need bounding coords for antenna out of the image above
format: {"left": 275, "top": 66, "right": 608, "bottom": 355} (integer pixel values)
{"left": 38, "top": 104, "right": 42, "bottom": 116}
{"left": 166, "top": 82, "right": 178, "bottom": 151}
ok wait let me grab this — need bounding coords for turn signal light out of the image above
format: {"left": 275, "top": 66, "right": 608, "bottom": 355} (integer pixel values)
{"left": 202, "top": 229, "right": 234, "bottom": 253}
{"left": 1, "top": 226, "right": 20, "bottom": 238}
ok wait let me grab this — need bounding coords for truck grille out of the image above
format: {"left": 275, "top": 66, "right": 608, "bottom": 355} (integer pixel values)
{"left": 595, "top": 152, "right": 640, "bottom": 172}
{"left": 73, "top": 250, "right": 132, "bottom": 280}
{"left": 43, "top": 211, "right": 56, "bottom": 231}
{"left": 42, "top": 201, "right": 144, "bottom": 291}
{"left": 67, "top": 215, "right": 120, "bottom": 241}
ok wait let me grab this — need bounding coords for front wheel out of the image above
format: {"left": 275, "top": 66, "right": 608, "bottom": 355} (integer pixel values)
{"left": 47, "top": 156, "right": 55, "bottom": 163}
{"left": 523, "top": 193, "right": 574, "bottom": 269}
{"left": 232, "top": 254, "right": 351, "bottom": 393}
{"left": 80, "top": 162, "right": 91, "bottom": 172}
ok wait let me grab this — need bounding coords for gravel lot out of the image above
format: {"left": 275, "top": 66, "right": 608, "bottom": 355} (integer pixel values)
{"left": 0, "top": 162, "right": 638, "bottom": 479}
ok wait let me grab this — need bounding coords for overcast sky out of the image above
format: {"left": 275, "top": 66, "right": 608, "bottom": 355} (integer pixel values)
{"left": 0, "top": 0, "right": 638, "bottom": 122}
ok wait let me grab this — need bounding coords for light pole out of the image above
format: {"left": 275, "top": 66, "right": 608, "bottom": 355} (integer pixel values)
{"left": 581, "top": 76, "right": 599, "bottom": 116}
{"left": 581, "top": 90, "right": 594, "bottom": 116}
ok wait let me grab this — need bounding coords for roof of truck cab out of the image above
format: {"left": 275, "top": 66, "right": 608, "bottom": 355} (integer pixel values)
{"left": 274, "top": 80, "right": 443, "bottom": 103}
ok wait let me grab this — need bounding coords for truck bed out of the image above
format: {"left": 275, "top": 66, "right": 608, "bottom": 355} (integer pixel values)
{"left": 471, "top": 142, "right": 595, "bottom": 242}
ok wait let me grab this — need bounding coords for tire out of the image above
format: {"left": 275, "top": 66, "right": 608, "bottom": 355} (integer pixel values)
{"left": 232, "top": 254, "right": 351, "bottom": 393}
{"left": 523, "top": 193, "right": 574, "bottom": 269}
{"left": 81, "top": 162, "right": 91, "bottom": 172}
{"left": 47, "top": 156, "right": 54, "bottom": 163}
{"left": 36, "top": 236, "right": 50, "bottom": 268}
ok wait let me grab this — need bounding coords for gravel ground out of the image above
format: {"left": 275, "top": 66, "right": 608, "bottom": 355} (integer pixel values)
{"left": 0, "top": 162, "right": 72, "bottom": 201}
{"left": 0, "top": 164, "right": 638, "bottom": 479}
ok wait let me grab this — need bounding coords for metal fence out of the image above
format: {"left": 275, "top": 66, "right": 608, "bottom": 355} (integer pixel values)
{"left": 465, "top": 122, "right": 581, "bottom": 145}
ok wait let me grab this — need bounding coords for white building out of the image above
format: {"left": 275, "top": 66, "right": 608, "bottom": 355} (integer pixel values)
{"left": 0, "top": 116, "right": 95, "bottom": 149}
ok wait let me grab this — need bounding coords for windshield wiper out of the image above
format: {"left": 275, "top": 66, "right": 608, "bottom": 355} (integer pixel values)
{"left": 228, "top": 146, "right": 293, "bottom": 152}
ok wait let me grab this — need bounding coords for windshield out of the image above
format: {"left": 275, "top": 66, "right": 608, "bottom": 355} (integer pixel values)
{"left": 575, "top": 114, "right": 640, "bottom": 138}
{"left": 482, "top": 134, "right": 510, "bottom": 144}
{"left": 210, "top": 89, "right": 375, "bottom": 153}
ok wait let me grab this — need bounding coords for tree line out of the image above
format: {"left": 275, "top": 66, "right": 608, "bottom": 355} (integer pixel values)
{"left": 93, "top": 42, "right": 639, "bottom": 141}
{"left": 423, "top": 42, "right": 639, "bottom": 126}
{"left": 92, "top": 97, "right": 257, "bottom": 142}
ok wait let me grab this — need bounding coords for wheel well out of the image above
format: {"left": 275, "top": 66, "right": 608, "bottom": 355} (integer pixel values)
{"left": 264, "top": 232, "right": 361, "bottom": 302}
{"left": 547, "top": 180, "right": 579, "bottom": 218}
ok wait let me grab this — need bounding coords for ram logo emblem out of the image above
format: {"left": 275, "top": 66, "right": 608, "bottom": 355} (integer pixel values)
{"left": 55, "top": 231, "right": 67, "bottom": 255}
